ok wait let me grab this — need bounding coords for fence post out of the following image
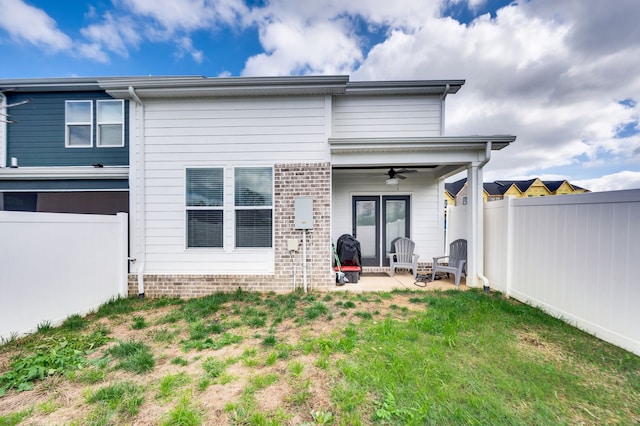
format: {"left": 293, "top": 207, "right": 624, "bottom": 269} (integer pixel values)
{"left": 117, "top": 212, "right": 129, "bottom": 297}
{"left": 504, "top": 196, "right": 514, "bottom": 296}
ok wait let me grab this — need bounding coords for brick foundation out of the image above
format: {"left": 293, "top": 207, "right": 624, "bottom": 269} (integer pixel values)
{"left": 129, "top": 162, "right": 334, "bottom": 298}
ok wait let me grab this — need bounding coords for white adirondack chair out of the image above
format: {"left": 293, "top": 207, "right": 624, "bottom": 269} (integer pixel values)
{"left": 389, "top": 237, "right": 420, "bottom": 279}
{"left": 432, "top": 239, "right": 467, "bottom": 286}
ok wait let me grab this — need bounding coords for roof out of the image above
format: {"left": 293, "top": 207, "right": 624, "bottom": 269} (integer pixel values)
{"left": 449, "top": 178, "right": 590, "bottom": 195}
{"left": 0, "top": 75, "right": 466, "bottom": 98}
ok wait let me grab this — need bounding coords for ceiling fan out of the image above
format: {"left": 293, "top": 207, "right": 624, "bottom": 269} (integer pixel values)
{"left": 385, "top": 168, "right": 417, "bottom": 184}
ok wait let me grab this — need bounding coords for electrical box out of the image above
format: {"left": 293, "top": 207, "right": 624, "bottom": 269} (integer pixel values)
{"left": 294, "top": 197, "right": 313, "bottom": 230}
{"left": 287, "top": 239, "right": 299, "bottom": 251}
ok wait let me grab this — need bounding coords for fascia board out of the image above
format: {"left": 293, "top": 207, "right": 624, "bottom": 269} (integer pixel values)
{"left": 0, "top": 166, "right": 128, "bottom": 180}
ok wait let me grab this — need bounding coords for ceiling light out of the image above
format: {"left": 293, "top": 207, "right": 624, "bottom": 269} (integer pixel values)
{"left": 386, "top": 178, "right": 399, "bottom": 185}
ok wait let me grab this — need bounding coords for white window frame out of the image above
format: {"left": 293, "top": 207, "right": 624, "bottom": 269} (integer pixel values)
{"left": 65, "top": 100, "right": 93, "bottom": 148}
{"left": 96, "top": 100, "right": 124, "bottom": 147}
{"left": 185, "top": 167, "right": 225, "bottom": 249}
{"left": 233, "top": 166, "right": 274, "bottom": 249}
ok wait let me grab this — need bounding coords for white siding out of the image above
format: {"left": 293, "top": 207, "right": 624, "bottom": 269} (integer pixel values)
{"left": 332, "top": 95, "right": 442, "bottom": 138}
{"left": 331, "top": 170, "right": 443, "bottom": 264}
{"left": 141, "top": 96, "right": 329, "bottom": 274}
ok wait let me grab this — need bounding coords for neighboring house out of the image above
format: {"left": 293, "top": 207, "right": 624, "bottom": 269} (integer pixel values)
{"left": 446, "top": 177, "right": 589, "bottom": 205}
{"left": 0, "top": 78, "right": 129, "bottom": 214}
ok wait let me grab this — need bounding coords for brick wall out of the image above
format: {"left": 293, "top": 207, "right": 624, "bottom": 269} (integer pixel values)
{"left": 128, "top": 162, "right": 334, "bottom": 298}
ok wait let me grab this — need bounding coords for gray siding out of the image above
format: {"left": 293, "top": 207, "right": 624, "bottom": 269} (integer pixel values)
{"left": 5, "top": 91, "right": 129, "bottom": 166}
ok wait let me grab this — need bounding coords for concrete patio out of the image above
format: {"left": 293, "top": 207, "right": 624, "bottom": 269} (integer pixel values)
{"left": 328, "top": 269, "right": 468, "bottom": 293}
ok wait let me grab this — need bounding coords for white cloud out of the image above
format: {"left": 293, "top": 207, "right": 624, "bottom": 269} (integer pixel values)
{"left": 79, "top": 13, "right": 141, "bottom": 61}
{"left": 574, "top": 171, "right": 640, "bottom": 192}
{"left": 0, "top": 0, "right": 71, "bottom": 51}
{"left": 120, "top": 0, "right": 248, "bottom": 33}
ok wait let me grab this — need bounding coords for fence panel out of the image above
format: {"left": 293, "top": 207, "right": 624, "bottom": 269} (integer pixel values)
{"left": 0, "top": 211, "right": 128, "bottom": 341}
{"left": 476, "top": 190, "right": 640, "bottom": 356}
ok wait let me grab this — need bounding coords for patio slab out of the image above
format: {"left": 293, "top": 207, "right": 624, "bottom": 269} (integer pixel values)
{"left": 328, "top": 271, "right": 468, "bottom": 292}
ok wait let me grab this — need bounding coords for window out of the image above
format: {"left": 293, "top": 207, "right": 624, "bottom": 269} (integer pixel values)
{"left": 186, "top": 168, "right": 224, "bottom": 248}
{"left": 97, "top": 100, "right": 124, "bottom": 147}
{"left": 235, "top": 167, "right": 273, "bottom": 248}
{"left": 65, "top": 101, "right": 92, "bottom": 147}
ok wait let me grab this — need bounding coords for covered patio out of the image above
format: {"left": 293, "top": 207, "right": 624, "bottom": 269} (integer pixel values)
{"left": 330, "top": 135, "right": 516, "bottom": 290}
{"left": 329, "top": 269, "right": 468, "bottom": 293}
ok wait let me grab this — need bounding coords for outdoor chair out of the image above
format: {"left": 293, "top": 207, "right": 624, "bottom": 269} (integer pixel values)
{"left": 389, "top": 237, "right": 420, "bottom": 279}
{"left": 432, "top": 239, "right": 467, "bottom": 286}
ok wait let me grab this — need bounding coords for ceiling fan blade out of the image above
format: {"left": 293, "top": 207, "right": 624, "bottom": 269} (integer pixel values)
{"left": 397, "top": 174, "right": 407, "bottom": 180}
{"left": 396, "top": 168, "right": 417, "bottom": 174}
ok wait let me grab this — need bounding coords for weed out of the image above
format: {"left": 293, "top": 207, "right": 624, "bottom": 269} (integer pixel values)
{"left": 171, "top": 356, "right": 189, "bottom": 366}
{"left": 265, "top": 352, "right": 278, "bottom": 366}
{"left": 160, "top": 391, "right": 204, "bottom": 426}
{"left": 202, "top": 357, "right": 226, "bottom": 379}
{"left": 107, "top": 340, "right": 155, "bottom": 374}
{"left": 95, "top": 297, "right": 138, "bottom": 318}
{"left": 156, "top": 310, "right": 182, "bottom": 324}
{"left": 183, "top": 331, "right": 242, "bottom": 351}
{"left": 304, "top": 302, "right": 329, "bottom": 320}
{"left": 311, "top": 409, "right": 335, "bottom": 425}
{"left": 373, "top": 390, "right": 416, "bottom": 421}
{"left": 288, "top": 361, "right": 304, "bottom": 377}
{"left": 86, "top": 381, "right": 144, "bottom": 420}
{"left": 354, "top": 311, "right": 373, "bottom": 320}
{"left": 131, "top": 316, "right": 147, "bottom": 330}
{"left": 241, "top": 306, "right": 268, "bottom": 328}
{"left": 342, "top": 301, "right": 356, "bottom": 309}
{"left": 61, "top": 314, "right": 87, "bottom": 331}
{"left": 152, "top": 327, "right": 179, "bottom": 344}
{"left": 0, "top": 330, "right": 108, "bottom": 396}
{"left": 288, "top": 378, "right": 312, "bottom": 406}
{"left": 0, "top": 408, "right": 32, "bottom": 425}
{"left": 36, "top": 321, "right": 53, "bottom": 333}
{"left": 262, "top": 334, "right": 277, "bottom": 347}
{"left": 157, "top": 372, "right": 191, "bottom": 399}
{"left": 37, "top": 398, "right": 59, "bottom": 414}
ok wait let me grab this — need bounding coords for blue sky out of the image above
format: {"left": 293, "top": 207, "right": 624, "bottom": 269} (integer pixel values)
{"left": 1, "top": 0, "right": 639, "bottom": 191}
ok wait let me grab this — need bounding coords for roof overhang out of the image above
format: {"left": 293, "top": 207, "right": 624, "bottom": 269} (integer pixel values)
{"left": 329, "top": 135, "right": 516, "bottom": 179}
{"left": 0, "top": 166, "right": 129, "bottom": 180}
{"left": 100, "top": 75, "right": 466, "bottom": 100}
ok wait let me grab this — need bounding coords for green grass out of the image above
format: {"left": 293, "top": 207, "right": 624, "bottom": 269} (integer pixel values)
{"left": 86, "top": 381, "right": 144, "bottom": 422}
{"left": 1, "top": 290, "right": 638, "bottom": 425}
{"left": 107, "top": 339, "right": 155, "bottom": 374}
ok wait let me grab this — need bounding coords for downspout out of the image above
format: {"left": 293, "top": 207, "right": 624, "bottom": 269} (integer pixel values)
{"left": 477, "top": 141, "right": 491, "bottom": 292}
{"left": 440, "top": 84, "right": 450, "bottom": 135}
{"left": 0, "top": 92, "right": 6, "bottom": 168}
{"left": 129, "top": 86, "right": 146, "bottom": 298}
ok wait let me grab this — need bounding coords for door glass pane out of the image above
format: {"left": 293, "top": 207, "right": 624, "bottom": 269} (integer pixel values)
{"left": 356, "top": 200, "right": 376, "bottom": 258}
{"left": 385, "top": 200, "right": 407, "bottom": 255}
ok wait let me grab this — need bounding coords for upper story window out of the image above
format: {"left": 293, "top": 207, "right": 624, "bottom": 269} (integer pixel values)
{"left": 65, "top": 101, "right": 93, "bottom": 147}
{"left": 65, "top": 99, "right": 124, "bottom": 148}
{"left": 97, "top": 100, "right": 124, "bottom": 147}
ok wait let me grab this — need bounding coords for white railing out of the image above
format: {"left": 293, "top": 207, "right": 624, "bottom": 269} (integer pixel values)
{"left": 448, "top": 190, "right": 640, "bottom": 356}
{"left": 0, "top": 211, "right": 128, "bottom": 341}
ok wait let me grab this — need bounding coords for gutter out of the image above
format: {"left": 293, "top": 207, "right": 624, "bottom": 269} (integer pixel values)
{"left": 129, "top": 86, "right": 145, "bottom": 298}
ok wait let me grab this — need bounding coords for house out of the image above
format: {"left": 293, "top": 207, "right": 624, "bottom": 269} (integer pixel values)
{"left": 3, "top": 75, "right": 515, "bottom": 296}
{"left": 0, "top": 78, "right": 130, "bottom": 214}
{"left": 446, "top": 177, "right": 589, "bottom": 205}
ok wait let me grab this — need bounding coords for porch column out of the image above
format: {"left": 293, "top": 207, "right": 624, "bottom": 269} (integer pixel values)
{"left": 466, "top": 164, "right": 484, "bottom": 287}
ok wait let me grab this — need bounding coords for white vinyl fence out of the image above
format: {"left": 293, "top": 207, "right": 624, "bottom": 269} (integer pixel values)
{"left": 0, "top": 211, "right": 128, "bottom": 341}
{"left": 448, "top": 189, "right": 640, "bottom": 356}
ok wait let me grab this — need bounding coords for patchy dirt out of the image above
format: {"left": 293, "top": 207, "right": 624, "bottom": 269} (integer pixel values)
{"left": 0, "top": 291, "right": 427, "bottom": 425}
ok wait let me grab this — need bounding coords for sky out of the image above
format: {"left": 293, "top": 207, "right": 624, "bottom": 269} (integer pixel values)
{"left": 0, "top": 0, "right": 639, "bottom": 191}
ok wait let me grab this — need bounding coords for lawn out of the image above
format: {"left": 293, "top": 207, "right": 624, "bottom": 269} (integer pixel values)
{"left": 0, "top": 289, "right": 638, "bottom": 425}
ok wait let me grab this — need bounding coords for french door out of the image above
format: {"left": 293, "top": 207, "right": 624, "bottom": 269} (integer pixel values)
{"left": 352, "top": 195, "right": 411, "bottom": 267}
